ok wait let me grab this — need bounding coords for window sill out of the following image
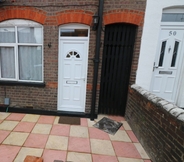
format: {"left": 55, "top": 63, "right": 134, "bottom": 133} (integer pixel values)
{"left": 0, "top": 81, "right": 45, "bottom": 87}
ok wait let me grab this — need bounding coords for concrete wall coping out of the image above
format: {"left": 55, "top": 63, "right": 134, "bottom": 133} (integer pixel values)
{"left": 131, "top": 84, "right": 184, "bottom": 122}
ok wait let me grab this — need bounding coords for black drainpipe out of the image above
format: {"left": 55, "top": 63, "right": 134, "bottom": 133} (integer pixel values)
{"left": 90, "top": 0, "right": 104, "bottom": 120}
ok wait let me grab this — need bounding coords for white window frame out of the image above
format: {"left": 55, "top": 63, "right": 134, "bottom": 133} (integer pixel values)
{"left": 0, "top": 19, "right": 44, "bottom": 83}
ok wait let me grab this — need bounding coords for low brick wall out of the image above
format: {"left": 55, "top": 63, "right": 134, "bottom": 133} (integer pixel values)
{"left": 125, "top": 84, "right": 184, "bottom": 162}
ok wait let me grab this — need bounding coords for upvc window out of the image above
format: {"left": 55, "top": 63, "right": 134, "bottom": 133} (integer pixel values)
{"left": 0, "top": 20, "right": 43, "bottom": 82}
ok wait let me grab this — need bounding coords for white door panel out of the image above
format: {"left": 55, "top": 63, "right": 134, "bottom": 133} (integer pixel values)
{"left": 151, "top": 27, "right": 184, "bottom": 103}
{"left": 58, "top": 40, "right": 88, "bottom": 112}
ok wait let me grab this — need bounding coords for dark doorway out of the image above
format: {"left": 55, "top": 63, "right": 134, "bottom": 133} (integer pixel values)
{"left": 98, "top": 23, "right": 137, "bottom": 116}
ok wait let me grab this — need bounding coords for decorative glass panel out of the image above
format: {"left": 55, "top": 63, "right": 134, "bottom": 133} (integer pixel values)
{"left": 66, "top": 51, "right": 80, "bottom": 58}
{"left": 171, "top": 41, "right": 179, "bottom": 67}
{"left": 0, "top": 47, "right": 15, "bottom": 78}
{"left": 0, "top": 27, "right": 15, "bottom": 43}
{"left": 162, "top": 13, "right": 184, "bottom": 22}
{"left": 60, "top": 29, "right": 88, "bottom": 37}
{"left": 159, "top": 41, "right": 167, "bottom": 67}
{"left": 18, "top": 46, "right": 42, "bottom": 81}
{"left": 18, "top": 27, "right": 42, "bottom": 43}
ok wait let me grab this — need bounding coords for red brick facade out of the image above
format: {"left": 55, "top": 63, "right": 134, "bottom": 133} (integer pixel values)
{"left": 0, "top": 0, "right": 146, "bottom": 113}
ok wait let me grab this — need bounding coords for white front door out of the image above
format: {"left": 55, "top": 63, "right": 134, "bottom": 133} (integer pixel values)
{"left": 58, "top": 40, "right": 88, "bottom": 112}
{"left": 151, "top": 27, "right": 184, "bottom": 103}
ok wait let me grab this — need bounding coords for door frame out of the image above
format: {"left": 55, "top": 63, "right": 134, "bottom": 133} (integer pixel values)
{"left": 150, "top": 23, "right": 184, "bottom": 103}
{"left": 57, "top": 23, "right": 90, "bottom": 112}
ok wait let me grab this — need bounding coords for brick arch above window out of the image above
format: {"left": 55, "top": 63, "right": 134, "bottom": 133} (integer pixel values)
{"left": 103, "top": 9, "right": 144, "bottom": 26}
{"left": 56, "top": 10, "right": 93, "bottom": 26}
{"left": 0, "top": 7, "right": 46, "bottom": 24}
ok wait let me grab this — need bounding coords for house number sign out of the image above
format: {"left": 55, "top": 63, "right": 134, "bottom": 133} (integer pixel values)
{"left": 169, "top": 31, "right": 177, "bottom": 36}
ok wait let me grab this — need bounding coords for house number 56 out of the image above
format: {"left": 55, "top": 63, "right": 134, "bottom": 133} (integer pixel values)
{"left": 169, "top": 31, "right": 177, "bottom": 36}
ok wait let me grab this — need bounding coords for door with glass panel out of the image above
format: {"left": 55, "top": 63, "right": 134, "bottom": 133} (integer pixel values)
{"left": 57, "top": 24, "right": 89, "bottom": 112}
{"left": 151, "top": 27, "right": 184, "bottom": 102}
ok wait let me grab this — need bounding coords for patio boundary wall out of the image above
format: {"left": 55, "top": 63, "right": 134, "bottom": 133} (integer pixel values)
{"left": 125, "top": 84, "right": 184, "bottom": 162}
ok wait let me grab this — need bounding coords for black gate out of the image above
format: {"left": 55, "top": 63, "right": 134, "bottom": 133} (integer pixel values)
{"left": 98, "top": 23, "right": 137, "bottom": 116}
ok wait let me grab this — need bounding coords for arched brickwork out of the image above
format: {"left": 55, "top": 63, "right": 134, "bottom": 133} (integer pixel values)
{"left": 56, "top": 10, "right": 93, "bottom": 26}
{"left": 0, "top": 7, "right": 46, "bottom": 24}
{"left": 103, "top": 9, "right": 144, "bottom": 26}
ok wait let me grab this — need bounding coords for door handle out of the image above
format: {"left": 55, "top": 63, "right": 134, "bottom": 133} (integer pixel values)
{"left": 153, "top": 62, "right": 158, "bottom": 71}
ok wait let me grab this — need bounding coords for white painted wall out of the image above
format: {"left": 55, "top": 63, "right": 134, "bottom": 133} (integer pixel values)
{"left": 136, "top": 0, "right": 184, "bottom": 107}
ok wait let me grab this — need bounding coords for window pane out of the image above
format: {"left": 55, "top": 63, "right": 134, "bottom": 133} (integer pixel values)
{"left": 60, "top": 29, "right": 88, "bottom": 37}
{"left": 0, "top": 28, "right": 15, "bottom": 43}
{"left": 162, "top": 13, "right": 184, "bottom": 22}
{"left": 171, "top": 41, "right": 179, "bottom": 67}
{"left": 18, "top": 46, "right": 42, "bottom": 81}
{"left": 0, "top": 47, "right": 15, "bottom": 78}
{"left": 18, "top": 27, "right": 42, "bottom": 43}
{"left": 158, "top": 41, "right": 167, "bottom": 67}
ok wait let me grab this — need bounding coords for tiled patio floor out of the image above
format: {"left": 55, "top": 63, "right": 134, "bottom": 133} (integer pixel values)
{"left": 0, "top": 112, "right": 152, "bottom": 162}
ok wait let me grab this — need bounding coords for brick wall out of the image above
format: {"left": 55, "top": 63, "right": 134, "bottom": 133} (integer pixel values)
{"left": 0, "top": 0, "right": 146, "bottom": 113}
{"left": 125, "top": 84, "right": 184, "bottom": 162}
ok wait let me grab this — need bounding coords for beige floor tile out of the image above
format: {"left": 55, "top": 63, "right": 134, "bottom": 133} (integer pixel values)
{"left": 70, "top": 126, "right": 89, "bottom": 138}
{"left": 3, "top": 132, "right": 29, "bottom": 146}
{"left": 90, "top": 139, "right": 115, "bottom": 156}
{"left": 32, "top": 124, "right": 52, "bottom": 134}
{"left": 14, "top": 147, "right": 43, "bottom": 162}
{"left": 118, "top": 157, "right": 144, "bottom": 162}
{"left": 0, "top": 112, "right": 10, "bottom": 120}
{"left": 54, "top": 116, "right": 59, "bottom": 124}
{"left": 121, "top": 121, "right": 132, "bottom": 130}
{"left": 134, "top": 143, "right": 150, "bottom": 159}
{"left": 67, "top": 152, "right": 92, "bottom": 162}
{"left": 109, "top": 130, "right": 131, "bottom": 142}
{"left": 87, "top": 119, "right": 96, "bottom": 127}
{"left": 46, "top": 135, "right": 68, "bottom": 150}
{"left": 22, "top": 114, "right": 40, "bottom": 122}
{"left": 0, "top": 121, "right": 18, "bottom": 131}
{"left": 96, "top": 114, "right": 108, "bottom": 122}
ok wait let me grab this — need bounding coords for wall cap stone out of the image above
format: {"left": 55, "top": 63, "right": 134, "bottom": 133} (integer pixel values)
{"left": 131, "top": 84, "right": 184, "bottom": 122}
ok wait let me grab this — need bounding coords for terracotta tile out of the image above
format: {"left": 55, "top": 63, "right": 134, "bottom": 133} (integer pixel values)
{"left": 42, "top": 149, "right": 67, "bottom": 162}
{"left": 67, "top": 152, "right": 92, "bottom": 162}
{"left": 21, "top": 114, "right": 40, "bottom": 122}
{"left": 90, "top": 139, "right": 115, "bottom": 156}
{"left": 32, "top": 124, "right": 52, "bottom": 134}
{"left": 109, "top": 130, "right": 131, "bottom": 142}
{"left": 68, "top": 137, "right": 91, "bottom": 153}
{"left": 70, "top": 125, "right": 89, "bottom": 138}
{"left": 6, "top": 113, "right": 25, "bottom": 121}
{"left": 0, "top": 121, "right": 19, "bottom": 131}
{"left": 0, "top": 130, "right": 10, "bottom": 143}
{"left": 80, "top": 118, "right": 88, "bottom": 126}
{"left": 127, "top": 130, "right": 139, "bottom": 143}
{"left": 24, "top": 134, "right": 48, "bottom": 148}
{"left": 121, "top": 121, "right": 132, "bottom": 130}
{"left": 3, "top": 132, "right": 29, "bottom": 146}
{"left": 24, "top": 155, "right": 43, "bottom": 162}
{"left": 13, "top": 122, "right": 35, "bottom": 133}
{"left": 46, "top": 135, "right": 68, "bottom": 150}
{"left": 37, "top": 115, "right": 55, "bottom": 124}
{"left": 14, "top": 147, "right": 43, "bottom": 162}
{"left": 0, "top": 145, "right": 21, "bottom": 162}
{"left": 134, "top": 143, "right": 150, "bottom": 159}
{"left": 118, "top": 157, "right": 144, "bottom": 162}
{"left": 92, "top": 154, "right": 118, "bottom": 162}
{"left": 0, "top": 112, "right": 10, "bottom": 120}
{"left": 89, "top": 127, "right": 110, "bottom": 140}
{"left": 112, "top": 141, "right": 141, "bottom": 158}
{"left": 108, "top": 115, "right": 125, "bottom": 122}
{"left": 50, "top": 124, "right": 70, "bottom": 136}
